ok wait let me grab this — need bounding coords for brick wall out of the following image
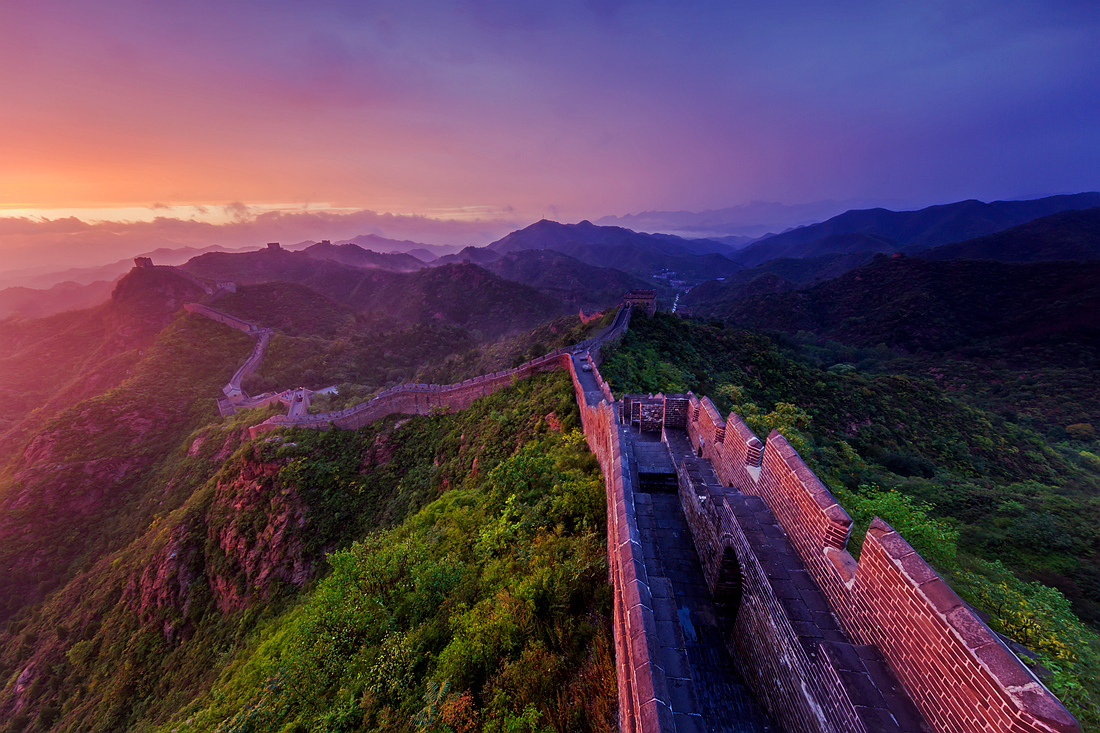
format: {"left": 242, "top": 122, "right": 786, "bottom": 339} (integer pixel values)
{"left": 249, "top": 351, "right": 573, "bottom": 436}
{"left": 844, "top": 521, "right": 1078, "bottom": 733}
{"left": 682, "top": 394, "right": 1079, "bottom": 733}
{"left": 249, "top": 305, "right": 631, "bottom": 436}
{"left": 569, "top": 346, "right": 674, "bottom": 732}
{"left": 163, "top": 267, "right": 214, "bottom": 295}
{"left": 662, "top": 395, "right": 689, "bottom": 429}
{"left": 183, "top": 302, "right": 258, "bottom": 334}
{"left": 677, "top": 462, "right": 877, "bottom": 733}
{"left": 223, "top": 330, "right": 271, "bottom": 400}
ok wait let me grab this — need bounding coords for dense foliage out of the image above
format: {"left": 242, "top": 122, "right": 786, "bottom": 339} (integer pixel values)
{"left": 168, "top": 431, "right": 612, "bottom": 732}
{"left": 0, "top": 371, "right": 614, "bottom": 733}
{"left": 600, "top": 312, "right": 1100, "bottom": 727}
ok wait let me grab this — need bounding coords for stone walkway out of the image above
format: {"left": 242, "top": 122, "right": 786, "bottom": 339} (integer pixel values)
{"left": 627, "top": 429, "right": 780, "bottom": 733}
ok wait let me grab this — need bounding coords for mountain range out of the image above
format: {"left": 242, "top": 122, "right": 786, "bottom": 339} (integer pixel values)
{"left": 688, "top": 254, "right": 1100, "bottom": 357}
{"left": 1, "top": 191, "right": 1099, "bottom": 731}
{"left": 732, "top": 192, "right": 1100, "bottom": 267}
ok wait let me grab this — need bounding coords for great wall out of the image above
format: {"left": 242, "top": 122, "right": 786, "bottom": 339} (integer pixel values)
{"left": 165, "top": 260, "right": 1077, "bottom": 733}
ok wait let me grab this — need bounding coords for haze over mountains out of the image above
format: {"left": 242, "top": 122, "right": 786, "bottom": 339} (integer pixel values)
{"left": 3, "top": 193, "right": 1099, "bottom": 328}
{"left": 593, "top": 198, "right": 892, "bottom": 240}
{"left": 2, "top": 190, "right": 1100, "bottom": 731}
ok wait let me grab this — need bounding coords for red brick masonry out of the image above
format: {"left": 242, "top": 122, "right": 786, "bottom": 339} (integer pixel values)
{"left": 686, "top": 393, "right": 1079, "bottom": 733}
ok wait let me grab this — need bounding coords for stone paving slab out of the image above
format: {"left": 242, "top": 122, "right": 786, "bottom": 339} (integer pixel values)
{"left": 630, "top": 437, "right": 780, "bottom": 733}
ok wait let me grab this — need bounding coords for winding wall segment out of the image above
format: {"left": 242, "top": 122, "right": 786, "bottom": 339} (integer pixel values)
{"left": 247, "top": 305, "right": 633, "bottom": 436}
{"left": 184, "top": 302, "right": 272, "bottom": 414}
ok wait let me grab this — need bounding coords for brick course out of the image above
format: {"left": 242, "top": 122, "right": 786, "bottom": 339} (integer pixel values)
{"left": 678, "top": 393, "right": 1079, "bottom": 733}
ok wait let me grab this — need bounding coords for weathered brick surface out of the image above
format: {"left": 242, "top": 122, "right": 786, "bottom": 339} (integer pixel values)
{"left": 662, "top": 395, "right": 690, "bottom": 428}
{"left": 567, "top": 311, "right": 671, "bottom": 733}
{"left": 678, "top": 394, "right": 1079, "bottom": 733}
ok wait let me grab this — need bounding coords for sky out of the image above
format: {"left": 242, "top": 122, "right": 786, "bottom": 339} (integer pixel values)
{"left": 2, "top": 0, "right": 1099, "bottom": 270}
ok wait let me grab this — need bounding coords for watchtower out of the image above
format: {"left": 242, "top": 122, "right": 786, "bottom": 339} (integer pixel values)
{"left": 623, "top": 288, "right": 656, "bottom": 316}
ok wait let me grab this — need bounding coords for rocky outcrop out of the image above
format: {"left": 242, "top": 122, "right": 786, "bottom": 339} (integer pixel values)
{"left": 121, "top": 451, "right": 320, "bottom": 632}
{"left": 204, "top": 457, "right": 314, "bottom": 613}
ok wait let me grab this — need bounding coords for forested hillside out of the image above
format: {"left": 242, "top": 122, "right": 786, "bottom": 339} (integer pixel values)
{"left": 0, "top": 371, "right": 615, "bottom": 732}
{"left": 600, "top": 313, "right": 1100, "bottom": 726}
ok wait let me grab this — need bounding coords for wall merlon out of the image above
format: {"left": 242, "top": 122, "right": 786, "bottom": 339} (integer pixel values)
{"left": 869, "top": 525, "right": 917, "bottom": 562}
{"left": 824, "top": 547, "right": 858, "bottom": 585}
{"left": 916, "top": 578, "right": 964, "bottom": 616}
{"left": 1014, "top": 689, "right": 1080, "bottom": 732}
{"left": 822, "top": 502, "right": 852, "bottom": 528}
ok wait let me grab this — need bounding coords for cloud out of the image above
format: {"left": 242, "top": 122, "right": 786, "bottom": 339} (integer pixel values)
{"left": 223, "top": 201, "right": 253, "bottom": 222}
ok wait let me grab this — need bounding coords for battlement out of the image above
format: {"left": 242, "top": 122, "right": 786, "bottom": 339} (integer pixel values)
{"left": 624, "top": 390, "right": 1081, "bottom": 733}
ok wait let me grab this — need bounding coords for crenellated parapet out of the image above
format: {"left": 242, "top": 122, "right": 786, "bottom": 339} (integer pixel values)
{"left": 672, "top": 391, "right": 1080, "bottom": 733}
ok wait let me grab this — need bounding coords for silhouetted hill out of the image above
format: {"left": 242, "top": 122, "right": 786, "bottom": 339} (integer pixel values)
{"left": 406, "top": 248, "right": 438, "bottom": 263}
{"left": 491, "top": 218, "right": 729, "bottom": 256}
{"left": 694, "top": 255, "right": 1100, "bottom": 357}
{"left": 922, "top": 207, "right": 1100, "bottom": 262}
{"left": 302, "top": 241, "right": 426, "bottom": 271}
{"left": 487, "top": 219, "right": 743, "bottom": 280}
{"left": 350, "top": 262, "right": 567, "bottom": 337}
{"left": 734, "top": 193, "right": 1100, "bottom": 267}
{"left": 335, "top": 232, "right": 459, "bottom": 258}
{"left": 181, "top": 250, "right": 566, "bottom": 338}
{"left": 212, "top": 282, "right": 360, "bottom": 339}
{"left": 484, "top": 249, "right": 655, "bottom": 309}
{"left": 0, "top": 279, "right": 115, "bottom": 319}
{"left": 182, "top": 246, "right": 364, "bottom": 285}
{"left": 433, "top": 244, "right": 503, "bottom": 265}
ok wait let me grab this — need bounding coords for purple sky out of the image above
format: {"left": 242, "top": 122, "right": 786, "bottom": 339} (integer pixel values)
{"left": 1, "top": 0, "right": 1098, "bottom": 265}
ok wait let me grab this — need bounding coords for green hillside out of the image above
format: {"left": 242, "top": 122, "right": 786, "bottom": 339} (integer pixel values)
{"left": 599, "top": 313, "right": 1100, "bottom": 726}
{"left": 0, "top": 371, "right": 614, "bottom": 732}
{"left": 0, "top": 312, "right": 253, "bottom": 623}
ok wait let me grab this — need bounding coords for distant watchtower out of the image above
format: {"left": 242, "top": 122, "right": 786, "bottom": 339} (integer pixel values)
{"left": 624, "top": 289, "right": 657, "bottom": 316}
{"left": 266, "top": 242, "right": 281, "bottom": 251}
{"left": 134, "top": 256, "right": 154, "bottom": 269}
